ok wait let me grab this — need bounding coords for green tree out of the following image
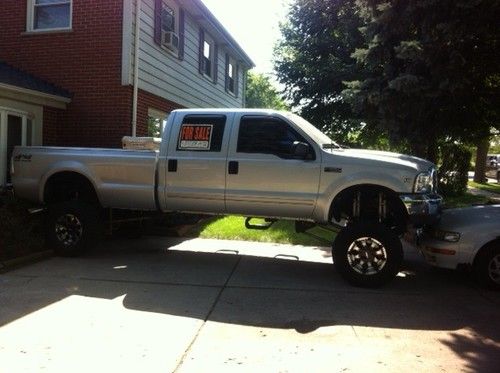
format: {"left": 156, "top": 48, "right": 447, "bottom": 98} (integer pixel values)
{"left": 274, "top": 0, "right": 366, "bottom": 143}
{"left": 245, "top": 72, "right": 288, "bottom": 110}
{"left": 275, "top": 0, "right": 500, "bottom": 159}
{"left": 343, "top": 0, "right": 500, "bottom": 161}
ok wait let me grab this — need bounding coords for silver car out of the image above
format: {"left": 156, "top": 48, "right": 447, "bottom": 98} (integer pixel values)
{"left": 486, "top": 154, "right": 500, "bottom": 183}
{"left": 420, "top": 204, "right": 500, "bottom": 289}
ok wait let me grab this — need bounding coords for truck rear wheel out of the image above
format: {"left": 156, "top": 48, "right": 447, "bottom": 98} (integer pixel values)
{"left": 332, "top": 222, "right": 403, "bottom": 287}
{"left": 46, "top": 201, "right": 102, "bottom": 257}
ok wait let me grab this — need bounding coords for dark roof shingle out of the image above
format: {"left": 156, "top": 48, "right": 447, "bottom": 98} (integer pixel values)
{"left": 0, "top": 61, "right": 72, "bottom": 99}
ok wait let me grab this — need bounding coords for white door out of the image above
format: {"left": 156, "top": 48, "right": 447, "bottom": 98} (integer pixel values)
{"left": 0, "top": 109, "right": 33, "bottom": 186}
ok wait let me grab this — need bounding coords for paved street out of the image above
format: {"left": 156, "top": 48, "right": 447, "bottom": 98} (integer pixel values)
{"left": 1, "top": 237, "right": 499, "bottom": 372}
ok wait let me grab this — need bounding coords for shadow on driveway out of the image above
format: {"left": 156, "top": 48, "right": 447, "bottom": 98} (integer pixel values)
{"left": 1, "top": 236, "right": 499, "bottom": 371}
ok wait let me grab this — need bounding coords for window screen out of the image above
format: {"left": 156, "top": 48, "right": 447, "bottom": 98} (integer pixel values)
{"left": 177, "top": 115, "right": 226, "bottom": 152}
{"left": 161, "top": 4, "right": 175, "bottom": 32}
{"left": 33, "top": 0, "right": 71, "bottom": 30}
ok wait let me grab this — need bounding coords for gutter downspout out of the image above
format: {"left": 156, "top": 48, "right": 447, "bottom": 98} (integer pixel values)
{"left": 131, "top": 0, "right": 141, "bottom": 137}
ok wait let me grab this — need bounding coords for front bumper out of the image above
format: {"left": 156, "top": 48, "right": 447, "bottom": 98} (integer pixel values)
{"left": 399, "top": 193, "right": 442, "bottom": 227}
{"left": 419, "top": 236, "right": 460, "bottom": 270}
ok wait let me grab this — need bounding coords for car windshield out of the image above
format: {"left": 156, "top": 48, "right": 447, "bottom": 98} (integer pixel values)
{"left": 284, "top": 113, "right": 341, "bottom": 149}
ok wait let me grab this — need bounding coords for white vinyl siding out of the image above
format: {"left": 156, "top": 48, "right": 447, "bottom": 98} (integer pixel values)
{"left": 125, "top": 0, "right": 246, "bottom": 109}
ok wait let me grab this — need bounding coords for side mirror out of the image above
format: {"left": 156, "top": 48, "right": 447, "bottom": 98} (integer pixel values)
{"left": 292, "top": 141, "right": 310, "bottom": 159}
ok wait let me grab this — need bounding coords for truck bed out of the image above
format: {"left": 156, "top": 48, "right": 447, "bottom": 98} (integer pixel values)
{"left": 12, "top": 146, "right": 159, "bottom": 210}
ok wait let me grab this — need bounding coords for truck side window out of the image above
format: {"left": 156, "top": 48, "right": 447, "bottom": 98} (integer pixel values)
{"left": 177, "top": 115, "right": 226, "bottom": 152}
{"left": 237, "top": 116, "right": 314, "bottom": 159}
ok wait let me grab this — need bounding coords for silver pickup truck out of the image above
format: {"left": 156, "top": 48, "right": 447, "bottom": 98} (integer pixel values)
{"left": 12, "top": 108, "right": 441, "bottom": 287}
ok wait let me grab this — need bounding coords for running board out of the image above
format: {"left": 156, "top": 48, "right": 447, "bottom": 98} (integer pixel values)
{"left": 245, "top": 217, "right": 277, "bottom": 230}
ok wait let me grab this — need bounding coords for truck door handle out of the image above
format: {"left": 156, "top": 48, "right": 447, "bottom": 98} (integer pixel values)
{"left": 168, "top": 159, "right": 177, "bottom": 172}
{"left": 228, "top": 161, "right": 239, "bottom": 174}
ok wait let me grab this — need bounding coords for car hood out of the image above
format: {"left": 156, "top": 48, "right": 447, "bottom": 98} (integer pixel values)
{"left": 325, "top": 148, "right": 434, "bottom": 172}
{"left": 438, "top": 204, "right": 500, "bottom": 230}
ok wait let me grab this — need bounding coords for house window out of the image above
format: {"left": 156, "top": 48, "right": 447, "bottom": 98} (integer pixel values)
{"left": 154, "top": 0, "right": 185, "bottom": 58}
{"left": 199, "top": 30, "right": 217, "bottom": 82}
{"left": 203, "top": 39, "right": 213, "bottom": 78}
{"left": 147, "top": 108, "right": 168, "bottom": 138}
{"left": 0, "top": 109, "right": 34, "bottom": 186}
{"left": 28, "top": 0, "right": 72, "bottom": 31}
{"left": 226, "top": 55, "right": 238, "bottom": 95}
{"left": 161, "top": 4, "right": 176, "bottom": 33}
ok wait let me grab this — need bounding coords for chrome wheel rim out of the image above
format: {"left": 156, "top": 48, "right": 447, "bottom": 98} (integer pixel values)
{"left": 347, "top": 237, "right": 387, "bottom": 275}
{"left": 488, "top": 254, "right": 500, "bottom": 285}
{"left": 55, "top": 214, "right": 83, "bottom": 247}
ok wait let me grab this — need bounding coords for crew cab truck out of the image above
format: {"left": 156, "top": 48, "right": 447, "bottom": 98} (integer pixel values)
{"left": 11, "top": 109, "right": 442, "bottom": 287}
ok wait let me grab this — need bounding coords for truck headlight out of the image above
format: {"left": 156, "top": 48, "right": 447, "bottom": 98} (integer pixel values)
{"left": 414, "top": 171, "right": 433, "bottom": 193}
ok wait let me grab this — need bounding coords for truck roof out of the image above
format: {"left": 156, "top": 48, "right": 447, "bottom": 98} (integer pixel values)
{"left": 172, "top": 108, "right": 288, "bottom": 116}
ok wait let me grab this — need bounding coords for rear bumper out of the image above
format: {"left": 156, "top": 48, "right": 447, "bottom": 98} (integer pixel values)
{"left": 399, "top": 193, "right": 442, "bottom": 227}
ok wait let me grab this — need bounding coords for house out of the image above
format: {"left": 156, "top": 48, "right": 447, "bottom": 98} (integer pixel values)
{"left": 0, "top": 0, "right": 254, "bottom": 186}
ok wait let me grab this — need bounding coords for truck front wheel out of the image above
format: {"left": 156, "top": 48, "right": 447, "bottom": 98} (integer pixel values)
{"left": 46, "top": 201, "right": 102, "bottom": 257}
{"left": 332, "top": 222, "right": 403, "bottom": 287}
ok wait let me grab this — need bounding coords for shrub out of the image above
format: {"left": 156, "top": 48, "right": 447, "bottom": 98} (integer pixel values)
{"left": 438, "top": 143, "right": 472, "bottom": 196}
{"left": 0, "top": 192, "right": 44, "bottom": 261}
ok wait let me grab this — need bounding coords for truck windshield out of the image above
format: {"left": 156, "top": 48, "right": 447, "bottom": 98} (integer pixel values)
{"left": 284, "top": 113, "right": 341, "bottom": 149}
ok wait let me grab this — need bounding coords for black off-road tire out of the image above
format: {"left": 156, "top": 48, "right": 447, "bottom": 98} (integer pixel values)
{"left": 46, "top": 201, "right": 102, "bottom": 257}
{"left": 332, "top": 222, "right": 403, "bottom": 287}
{"left": 474, "top": 244, "right": 500, "bottom": 290}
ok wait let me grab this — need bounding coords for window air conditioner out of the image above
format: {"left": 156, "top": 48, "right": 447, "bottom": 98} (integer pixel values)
{"left": 161, "top": 31, "right": 179, "bottom": 52}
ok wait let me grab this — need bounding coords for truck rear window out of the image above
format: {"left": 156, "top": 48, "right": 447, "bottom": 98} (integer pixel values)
{"left": 177, "top": 115, "right": 226, "bottom": 152}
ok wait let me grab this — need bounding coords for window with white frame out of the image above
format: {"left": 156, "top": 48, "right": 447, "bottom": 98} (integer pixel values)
{"left": 28, "top": 0, "right": 72, "bottom": 32}
{"left": 154, "top": 0, "right": 185, "bottom": 58}
{"left": 203, "top": 39, "right": 213, "bottom": 78}
{"left": 226, "top": 55, "right": 237, "bottom": 94}
{"left": 199, "top": 30, "right": 217, "bottom": 81}
{"left": 161, "top": 3, "right": 176, "bottom": 33}
{"left": 147, "top": 108, "right": 168, "bottom": 138}
{"left": 0, "top": 109, "right": 34, "bottom": 186}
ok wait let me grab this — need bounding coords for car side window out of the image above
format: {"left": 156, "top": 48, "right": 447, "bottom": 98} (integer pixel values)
{"left": 177, "top": 115, "right": 226, "bottom": 152}
{"left": 237, "top": 116, "right": 315, "bottom": 159}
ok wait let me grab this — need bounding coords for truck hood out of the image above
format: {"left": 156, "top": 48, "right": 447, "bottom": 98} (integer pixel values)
{"left": 325, "top": 148, "right": 434, "bottom": 172}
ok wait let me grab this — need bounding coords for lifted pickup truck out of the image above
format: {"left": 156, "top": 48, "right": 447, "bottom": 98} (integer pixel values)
{"left": 12, "top": 109, "right": 441, "bottom": 287}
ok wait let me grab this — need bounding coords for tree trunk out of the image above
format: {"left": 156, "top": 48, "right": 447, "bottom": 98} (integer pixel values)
{"left": 473, "top": 137, "right": 490, "bottom": 183}
{"left": 411, "top": 142, "right": 427, "bottom": 160}
{"left": 426, "top": 137, "right": 438, "bottom": 164}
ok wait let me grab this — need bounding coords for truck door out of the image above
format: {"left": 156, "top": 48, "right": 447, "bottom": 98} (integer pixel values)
{"left": 225, "top": 114, "right": 321, "bottom": 218}
{"left": 164, "top": 113, "right": 232, "bottom": 213}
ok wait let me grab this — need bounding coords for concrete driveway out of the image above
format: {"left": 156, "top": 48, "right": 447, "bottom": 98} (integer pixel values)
{"left": 1, "top": 237, "right": 499, "bottom": 372}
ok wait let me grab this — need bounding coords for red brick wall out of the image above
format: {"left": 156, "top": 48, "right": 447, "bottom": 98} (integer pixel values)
{"left": 42, "top": 106, "right": 63, "bottom": 146}
{"left": 0, "top": 0, "right": 131, "bottom": 148}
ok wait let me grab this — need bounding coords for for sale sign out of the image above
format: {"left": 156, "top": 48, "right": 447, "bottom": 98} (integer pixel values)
{"left": 178, "top": 124, "right": 213, "bottom": 150}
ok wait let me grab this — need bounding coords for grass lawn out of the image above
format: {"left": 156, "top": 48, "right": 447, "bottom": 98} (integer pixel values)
{"left": 188, "top": 191, "right": 496, "bottom": 245}
{"left": 187, "top": 216, "right": 334, "bottom": 247}
{"left": 443, "top": 193, "right": 491, "bottom": 209}
{"left": 468, "top": 181, "right": 500, "bottom": 195}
